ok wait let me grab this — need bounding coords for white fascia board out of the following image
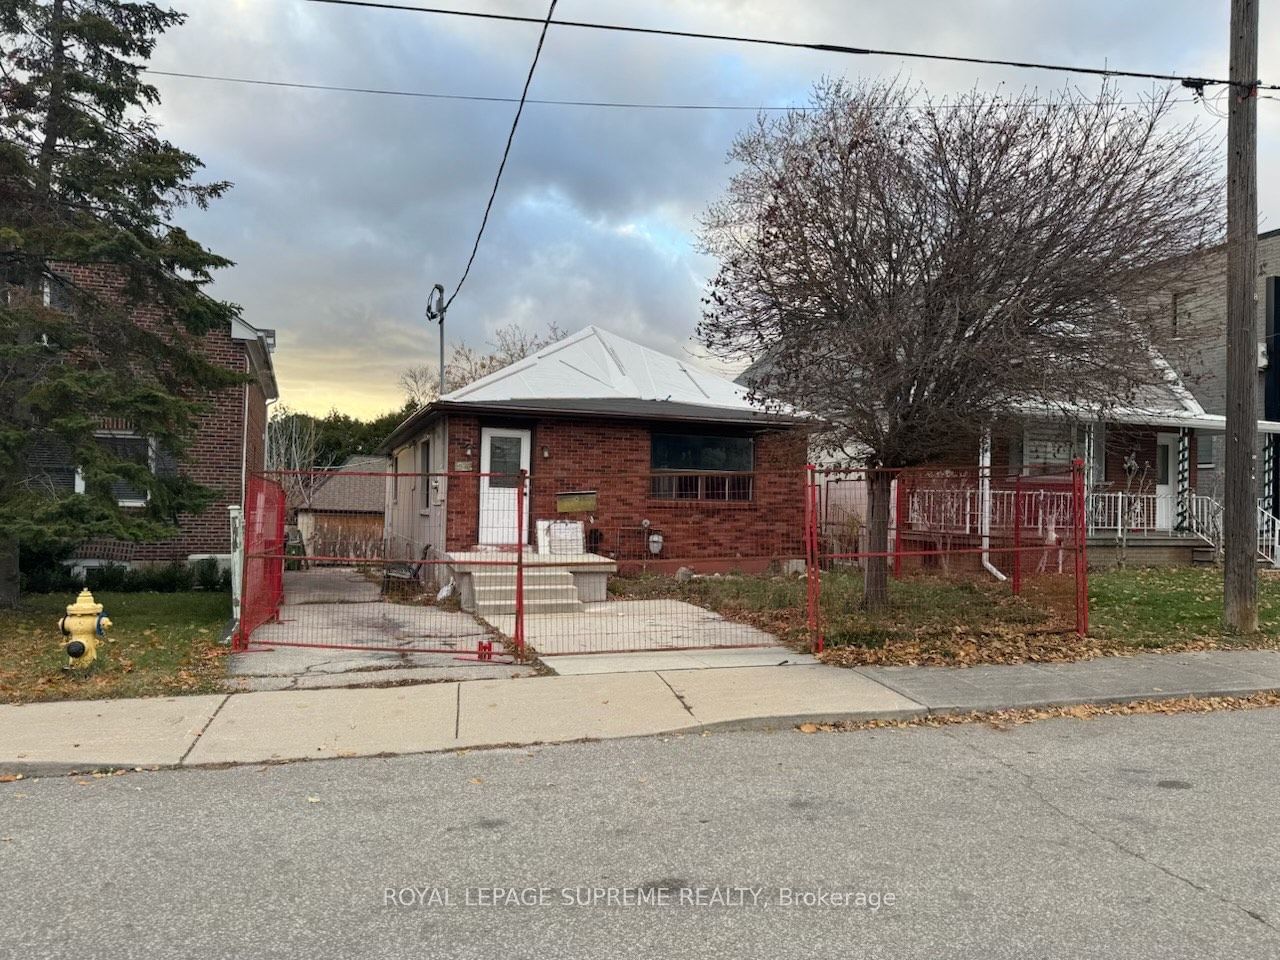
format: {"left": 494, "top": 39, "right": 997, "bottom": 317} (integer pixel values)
{"left": 1010, "top": 401, "right": 1280, "bottom": 434}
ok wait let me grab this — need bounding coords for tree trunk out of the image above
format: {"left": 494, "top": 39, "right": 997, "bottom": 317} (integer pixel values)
{"left": 36, "top": 0, "right": 67, "bottom": 194}
{"left": 864, "top": 469, "right": 892, "bottom": 609}
{"left": 0, "top": 539, "right": 18, "bottom": 608}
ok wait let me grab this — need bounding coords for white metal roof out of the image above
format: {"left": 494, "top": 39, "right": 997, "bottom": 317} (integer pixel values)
{"left": 441, "top": 325, "right": 754, "bottom": 410}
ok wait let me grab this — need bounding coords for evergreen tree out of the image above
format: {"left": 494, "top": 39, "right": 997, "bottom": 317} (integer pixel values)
{"left": 0, "top": 0, "right": 241, "bottom": 602}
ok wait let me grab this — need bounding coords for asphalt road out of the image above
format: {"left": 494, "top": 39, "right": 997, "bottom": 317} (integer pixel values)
{"left": 3, "top": 709, "right": 1279, "bottom": 959}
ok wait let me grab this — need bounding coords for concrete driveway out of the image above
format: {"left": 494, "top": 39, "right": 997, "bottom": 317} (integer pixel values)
{"left": 227, "top": 645, "right": 534, "bottom": 692}
{"left": 235, "top": 567, "right": 535, "bottom": 690}
{"left": 484, "top": 598, "right": 780, "bottom": 655}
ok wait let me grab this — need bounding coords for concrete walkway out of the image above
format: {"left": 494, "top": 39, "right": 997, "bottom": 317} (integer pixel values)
{"left": 4, "top": 650, "right": 1280, "bottom": 776}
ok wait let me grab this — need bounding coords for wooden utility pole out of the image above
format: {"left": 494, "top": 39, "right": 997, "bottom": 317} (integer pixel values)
{"left": 1224, "top": 0, "right": 1260, "bottom": 632}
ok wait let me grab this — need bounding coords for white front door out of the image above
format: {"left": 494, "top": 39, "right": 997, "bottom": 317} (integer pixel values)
{"left": 478, "top": 428, "right": 530, "bottom": 545}
{"left": 1155, "top": 434, "right": 1176, "bottom": 530}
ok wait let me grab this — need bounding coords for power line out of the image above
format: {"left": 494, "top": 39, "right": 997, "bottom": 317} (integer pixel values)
{"left": 144, "top": 68, "right": 1223, "bottom": 113}
{"left": 446, "top": 0, "right": 556, "bottom": 311}
{"left": 304, "top": 0, "right": 1276, "bottom": 93}
{"left": 143, "top": 69, "right": 791, "bottom": 110}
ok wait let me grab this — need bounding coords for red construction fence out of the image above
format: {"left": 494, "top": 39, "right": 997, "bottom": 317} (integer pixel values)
{"left": 239, "top": 473, "right": 285, "bottom": 643}
{"left": 808, "top": 460, "right": 1090, "bottom": 651}
{"left": 233, "top": 461, "right": 1088, "bottom": 658}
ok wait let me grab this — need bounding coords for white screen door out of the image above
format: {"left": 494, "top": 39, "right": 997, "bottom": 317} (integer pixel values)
{"left": 479, "top": 427, "right": 530, "bottom": 545}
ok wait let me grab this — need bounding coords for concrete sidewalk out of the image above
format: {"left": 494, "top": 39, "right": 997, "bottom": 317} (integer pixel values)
{"left": 4, "top": 650, "right": 1280, "bottom": 776}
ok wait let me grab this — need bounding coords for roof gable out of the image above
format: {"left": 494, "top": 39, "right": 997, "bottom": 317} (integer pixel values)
{"left": 441, "top": 325, "right": 753, "bottom": 410}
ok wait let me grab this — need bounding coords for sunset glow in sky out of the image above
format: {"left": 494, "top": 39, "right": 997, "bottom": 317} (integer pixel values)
{"left": 150, "top": 0, "right": 1280, "bottom": 418}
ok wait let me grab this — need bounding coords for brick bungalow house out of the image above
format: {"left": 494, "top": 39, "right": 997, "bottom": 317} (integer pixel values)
{"left": 32, "top": 263, "right": 278, "bottom": 571}
{"left": 378, "top": 325, "right": 810, "bottom": 590}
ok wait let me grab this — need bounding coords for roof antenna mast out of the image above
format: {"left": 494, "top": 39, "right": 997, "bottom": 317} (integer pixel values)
{"left": 425, "top": 283, "right": 446, "bottom": 396}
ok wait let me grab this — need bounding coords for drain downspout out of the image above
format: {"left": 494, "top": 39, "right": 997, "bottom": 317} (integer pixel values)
{"left": 979, "top": 427, "right": 1007, "bottom": 582}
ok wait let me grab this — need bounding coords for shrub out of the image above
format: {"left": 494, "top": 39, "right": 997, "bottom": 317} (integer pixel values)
{"left": 192, "top": 557, "right": 223, "bottom": 591}
{"left": 84, "top": 563, "right": 129, "bottom": 592}
{"left": 20, "top": 556, "right": 235, "bottom": 595}
{"left": 140, "top": 563, "right": 196, "bottom": 593}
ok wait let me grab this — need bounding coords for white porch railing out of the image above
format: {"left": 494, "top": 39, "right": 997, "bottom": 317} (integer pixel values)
{"left": 904, "top": 482, "right": 1280, "bottom": 568}
{"left": 906, "top": 488, "right": 1077, "bottom": 537}
{"left": 1258, "top": 504, "right": 1280, "bottom": 568}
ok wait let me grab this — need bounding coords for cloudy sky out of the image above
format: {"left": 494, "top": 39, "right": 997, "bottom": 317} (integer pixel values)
{"left": 146, "top": 0, "right": 1279, "bottom": 417}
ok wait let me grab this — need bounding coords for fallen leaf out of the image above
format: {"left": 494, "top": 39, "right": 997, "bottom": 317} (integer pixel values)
{"left": 797, "top": 723, "right": 820, "bottom": 734}
{"left": 0, "top": 773, "right": 24, "bottom": 783}
{"left": 306, "top": 796, "right": 321, "bottom": 803}
{"left": 468, "top": 777, "right": 484, "bottom": 785}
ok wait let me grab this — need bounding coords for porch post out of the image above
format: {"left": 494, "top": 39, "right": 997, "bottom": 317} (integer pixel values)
{"left": 1177, "top": 427, "right": 1191, "bottom": 532}
{"left": 1082, "top": 422, "right": 1098, "bottom": 535}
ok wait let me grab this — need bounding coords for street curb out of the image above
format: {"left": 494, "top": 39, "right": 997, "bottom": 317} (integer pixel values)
{"left": 687, "top": 706, "right": 928, "bottom": 733}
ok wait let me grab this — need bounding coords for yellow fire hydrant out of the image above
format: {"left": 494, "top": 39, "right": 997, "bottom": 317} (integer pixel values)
{"left": 58, "top": 589, "right": 111, "bottom": 669}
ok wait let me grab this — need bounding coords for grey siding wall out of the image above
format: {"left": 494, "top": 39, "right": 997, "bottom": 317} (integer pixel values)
{"left": 1164, "top": 230, "right": 1280, "bottom": 418}
{"left": 384, "top": 416, "right": 448, "bottom": 565}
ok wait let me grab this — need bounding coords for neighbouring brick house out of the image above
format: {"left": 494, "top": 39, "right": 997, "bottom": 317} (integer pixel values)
{"left": 378, "top": 325, "right": 810, "bottom": 580}
{"left": 1154, "top": 229, "right": 1280, "bottom": 504}
{"left": 793, "top": 231, "right": 1280, "bottom": 569}
{"left": 31, "top": 263, "right": 278, "bottom": 570}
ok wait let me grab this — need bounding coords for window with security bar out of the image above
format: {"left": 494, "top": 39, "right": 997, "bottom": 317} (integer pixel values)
{"left": 650, "top": 433, "right": 754, "bottom": 501}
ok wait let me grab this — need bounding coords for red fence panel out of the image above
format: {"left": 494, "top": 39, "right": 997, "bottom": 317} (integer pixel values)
{"left": 804, "top": 461, "right": 1090, "bottom": 651}
{"left": 234, "top": 461, "right": 1090, "bottom": 660}
{"left": 236, "top": 473, "right": 286, "bottom": 650}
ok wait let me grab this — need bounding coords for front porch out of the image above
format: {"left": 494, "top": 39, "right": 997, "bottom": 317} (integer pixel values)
{"left": 902, "top": 414, "right": 1280, "bottom": 567}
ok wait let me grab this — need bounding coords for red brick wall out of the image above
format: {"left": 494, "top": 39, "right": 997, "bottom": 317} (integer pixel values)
{"left": 245, "top": 381, "right": 267, "bottom": 478}
{"left": 445, "top": 414, "right": 481, "bottom": 551}
{"left": 60, "top": 264, "right": 254, "bottom": 562}
{"left": 1102, "top": 425, "right": 1198, "bottom": 491}
{"left": 443, "top": 413, "right": 809, "bottom": 571}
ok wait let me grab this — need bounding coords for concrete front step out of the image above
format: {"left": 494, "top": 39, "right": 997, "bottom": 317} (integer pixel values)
{"left": 471, "top": 569, "right": 576, "bottom": 587}
{"left": 474, "top": 583, "right": 580, "bottom": 604}
{"left": 1193, "top": 549, "right": 1273, "bottom": 566}
{"left": 476, "top": 598, "right": 585, "bottom": 616}
{"left": 472, "top": 568, "right": 583, "bottom": 616}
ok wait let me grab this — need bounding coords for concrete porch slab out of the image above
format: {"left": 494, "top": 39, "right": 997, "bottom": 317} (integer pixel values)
{"left": 545, "top": 646, "right": 816, "bottom": 675}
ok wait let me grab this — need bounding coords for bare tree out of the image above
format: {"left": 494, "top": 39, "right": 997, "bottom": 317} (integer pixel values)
{"left": 266, "top": 405, "right": 336, "bottom": 511}
{"left": 399, "top": 365, "right": 440, "bottom": 408}
{"left": 700, "top": 80, "right": 1222, "bottom": 607}
{"left": 400, "top": 321, "right": 568, "bottom": 407}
